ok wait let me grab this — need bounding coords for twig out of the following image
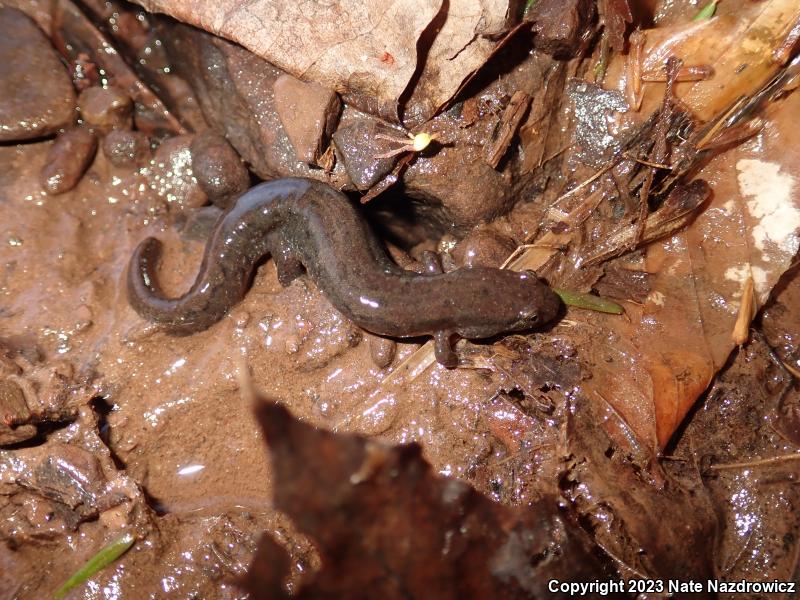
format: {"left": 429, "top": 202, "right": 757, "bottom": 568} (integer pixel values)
{"left": 709, "top": 453, "right": 800, "bottom": 471}
{"left": 485, "top": 91, "right": 532, "bottom": 168}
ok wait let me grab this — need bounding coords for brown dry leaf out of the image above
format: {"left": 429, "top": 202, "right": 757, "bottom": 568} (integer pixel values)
{"left": 245, "top": 399, "right": 611, "bottom": 599}
{"left": 575, "top": 3, "right": 800, "bottom": 449}
{"left": 605, "top": 0, "right": 800, "bottom": 119}
{"left": 572, "top": 104, "right": 800, "bottom": 450}
{"left": 134, "top": 0, "right": 513, "bottom": 123}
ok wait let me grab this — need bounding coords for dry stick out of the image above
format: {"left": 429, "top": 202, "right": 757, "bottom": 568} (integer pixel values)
{"left": 641, "top": 65, "right": 715, "bottom": 83}
{"left": 551, "top": 162, "right": 616, "bottom": 208}
{"left": 485, "top": 90, "right": 532, "bottom": 168}
{"left": 782, "top": 360, "right": 800, "bottom": 379}
{"left": 709, "top": 453, "right": 800, "bottom": 471}
{"left": 626, "top": 29, "right": 646, "bottom": 111}
{"left": 731, "top": 275, "right": 756, "bottom": 346}
{"left": 633, "top": 58, "right": 681, "bottom": 247}
{"left": 622, "top": 152, "right": 671, "bottom": 169}
{"left": 580, "top": 180, "right": 710, "bottom": 267}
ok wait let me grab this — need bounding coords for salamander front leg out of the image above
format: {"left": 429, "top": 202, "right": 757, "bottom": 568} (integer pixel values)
{"left": 434, "top": 330, "right": 458, "bottom": 368}
{"left": 273, "top": 247, "right": 304, "bottom": 287}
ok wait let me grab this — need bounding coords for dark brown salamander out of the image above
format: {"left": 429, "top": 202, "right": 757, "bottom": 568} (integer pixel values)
{"left": 127, "top": 178, "right": 560, "bottom": 367}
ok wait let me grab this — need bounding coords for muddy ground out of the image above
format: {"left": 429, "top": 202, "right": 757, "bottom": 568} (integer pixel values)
{"left": 1, "top": 0, "right": 800, "bottom": 598}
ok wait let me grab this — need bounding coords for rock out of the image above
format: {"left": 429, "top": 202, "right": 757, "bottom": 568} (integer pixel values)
{"left": 163, "top": 20, "right": 564, "bottom": 232}
{"left": 102, "top": 129, "right": 151, "bottom": 167}
{"left": 0, "top": 379, "right": 35, "bottom": 446}
{"left": 78, "top": 85, "right": 134, "bottom": 135}
{"left": 149, "top": 135, "right": 208, "bottom": 210}
{"left": 0, "top": 443, "right": 106, "bottom": 515}
{"left": 40, "top": 128, "right": 98, "bottom": 195}
{"left": 273, "top": 74, "right": 341, "bottom": 165}
{"left": 403, "top": 147, "right": 519, "bottom": 229}
{"left": 163, "top": 24, "right": 351, "bottom": 188}
{"left": 190, "top": 130, "right": 250, "bottom": 208}
{"left": 33, "top": 444, "right": 107, "bottom": 510}
{"left": 452, "top": 229, "right": 516, "bottom": 268}
{"left": 529, "top": 0, "right": 595, "bottom": 57}
{"left": 0, "top": 379, "right": 30, "bottom": 424}
{"left": 0, "top": 7, "right": 76, "bottom": 142}
{"left": 332, "top": 117, "right": 406, "bottom": 191}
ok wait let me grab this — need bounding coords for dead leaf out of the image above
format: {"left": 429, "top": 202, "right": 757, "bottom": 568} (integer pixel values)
{"left": 603, "top": 0, "right": 800, "bottom": 119}
{"left": 134, "top": 0, "right": 514, "bottom": 124}
{"left": 245, "top": 399, "right": 611, "bottom": 599}
{"left": 564, "top": 388, "right": 717, "bottom": 583}
{"left": 678, "top": 336, "right": 800, "bottom": 585}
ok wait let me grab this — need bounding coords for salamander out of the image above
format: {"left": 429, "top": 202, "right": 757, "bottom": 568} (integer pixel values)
{"left": 127, "top": 178, "right": 560, "bottom": 367}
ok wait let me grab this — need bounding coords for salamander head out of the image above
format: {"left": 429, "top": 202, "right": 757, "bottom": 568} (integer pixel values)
{"left": 506, "top": 270, "right": 561, "bottom": 331}
{"left": 455, "top": 269, "right": 561, "bottom": 339}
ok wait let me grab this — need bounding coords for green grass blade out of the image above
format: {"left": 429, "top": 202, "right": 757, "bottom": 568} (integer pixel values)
{"left": 554, "top": 288, "right": 624, "bottom": 314}
{"left": 693, "top": 0, "right": 719, "bottom": 21}
{"left": 55, "top": 532, "right": 135, "bottom": 599}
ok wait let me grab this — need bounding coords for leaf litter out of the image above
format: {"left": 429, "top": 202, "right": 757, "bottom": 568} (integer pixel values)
{"left": 2, "top": 0, "right": 800, "bottom": 594}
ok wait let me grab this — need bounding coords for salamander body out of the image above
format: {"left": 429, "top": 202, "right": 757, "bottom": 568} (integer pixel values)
{"left": 127, "top": 178, "right": 560, "bottom": 366}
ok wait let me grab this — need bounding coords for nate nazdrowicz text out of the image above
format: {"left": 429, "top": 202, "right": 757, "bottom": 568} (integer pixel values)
{"left": 548, "top": 578, "right": 796, "bottom": 596}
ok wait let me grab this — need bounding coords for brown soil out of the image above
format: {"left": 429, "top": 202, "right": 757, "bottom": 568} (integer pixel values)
{"left": 2, "top": 0, "right": 799, "bottom": 598}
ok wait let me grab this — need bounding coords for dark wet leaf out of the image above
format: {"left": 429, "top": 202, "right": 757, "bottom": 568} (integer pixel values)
{"left": 245, "top": 399, "right": 614, "bottom": 599}
{"left": 678, "top": 333, "right": 800, "bottom": 586}
{"left": 564, "top": 389, "right": 717, "bottom": 586}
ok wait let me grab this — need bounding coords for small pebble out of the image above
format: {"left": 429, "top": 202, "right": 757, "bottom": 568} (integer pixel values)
{"left": 150, "top": 135, "right": 207, "bottom": 209}
{"left": 78, "top": 85, "right": 133, "bottom": 135}
{"left": 273, "top": 74, "right": 341, "bottom": 165}
{"left": 284, "top": 334, "right": 300, "bottom": 354}
{"left": 368, "top": 335, "right": 396, "bottom": 369}
{"left": 190, "top": 131, "right": 250, "bottom": 209}
{"left": 452, "top": 229, "right": 516, "bottom": 268}
{"left": 234, "top": 311, "right": 251, "bottom": 328}
{"left": 40, "top": 128, "right": 97, "bottom": 194}
{"left": 102, "top": 130, "right": 151, "bottom": 167}
{"left": 74, "top": 304, "right": 93, "bottom": 331}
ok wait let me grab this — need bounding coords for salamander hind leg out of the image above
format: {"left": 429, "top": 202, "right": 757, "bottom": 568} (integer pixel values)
{"left": 367, "top": 333, "right": 397, "bottom": 369}
{"left": 433, "top": 330, "right": 459, "bottom": 368}
{"left": 273, "top": 246, "right": 305, "bottom": 287}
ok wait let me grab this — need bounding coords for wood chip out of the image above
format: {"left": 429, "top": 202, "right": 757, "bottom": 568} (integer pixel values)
{"left": 484, "top": 90, "right": 531, "bottom": 169}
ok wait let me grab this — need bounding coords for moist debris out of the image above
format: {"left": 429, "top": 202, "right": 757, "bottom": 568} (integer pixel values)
{"left": 2, "top": 0, "right": 799, "bottom": 597}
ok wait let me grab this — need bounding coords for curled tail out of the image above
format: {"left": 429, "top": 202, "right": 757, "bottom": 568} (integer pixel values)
{"left": 127, "top": 236, "right": 253, "bottom": 334}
